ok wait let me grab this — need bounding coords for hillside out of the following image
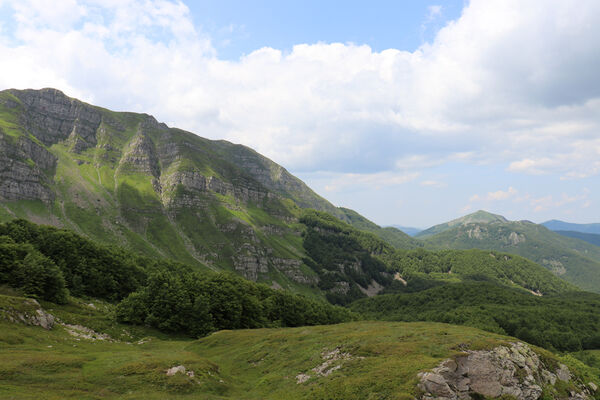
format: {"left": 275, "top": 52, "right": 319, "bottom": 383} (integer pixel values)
{"left": 419, "top": 211, "right": 600, "bottom": 292}
{"left": 543, "top": 220, "right": 600, "bottom": 234}
{"left": 351, "top": 282, "right": 600, "bottom": 352}
{"left": 387, "top": 248, "right": 576, "bottom": 295}
{"left": 0, "top": 88, "right": 415, "bottom": 295}
{"left": 554, "top": 231, "right": 600, "bottom": 247}
{"left": 416, "top": 210, "right": 507, "bottom": 238}
{"left": 1, "top": 294, "right": 598, "bottom": 399}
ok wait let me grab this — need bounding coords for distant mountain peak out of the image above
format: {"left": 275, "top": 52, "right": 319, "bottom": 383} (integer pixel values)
{"left": 416, "top": 210, "right": 507, "bottom": 238}
{"left": 452, "top": 210, "right": 507, "bottom": 225}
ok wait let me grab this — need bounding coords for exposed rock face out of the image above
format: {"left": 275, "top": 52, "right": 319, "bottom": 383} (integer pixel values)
{"left": 358, "top": 280, "right": 384, "bottom": 297}
{"left": 161, "top": 170, "right": 275, "bottom": 208}
{"left": 12, "top": 88, "right": 102, "bottom": 150}
{"left": 418, "top": 342, "right": 591, "bottom": 400}
{"left": 509, "top": 231, "right": 526, "bottom": 245}
{"left": 119, "top": 127, "right": 161, "bottom": 179}
{"left": 0, "top": 132, "right": 56, "bottom": 203}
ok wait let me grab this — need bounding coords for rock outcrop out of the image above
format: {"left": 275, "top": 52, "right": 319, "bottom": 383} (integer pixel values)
{"left": 418, "top": 342, "right": 591, "bottom": 400}
{"left": 0, "top": 298, "right": 55, "bottom": 329}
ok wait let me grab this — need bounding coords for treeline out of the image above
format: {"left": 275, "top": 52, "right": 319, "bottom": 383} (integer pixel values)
{"left": 0, "top": 236, "right": 68, "bottom": 303}
{"left": 351, "top": 282, "right": 600, "bottom": 352}
{"left": 117, "top": 271, "right": 355, "bottom": 336}
{"left": 300, "top": 210, "right": 394, "bottom": 305}
{"left": 385, "top": 248, "right": 575, "bottom": 295}
{"left": 0, "top": 219, "right": 157, "bottom": 302}
{"left": 0, "top": 219, "right": 354, "bottom": 336}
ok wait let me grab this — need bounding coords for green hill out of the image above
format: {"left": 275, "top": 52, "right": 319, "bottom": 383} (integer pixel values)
{"left": 0, "top": 88, "right": 415, "bottom": 295}
{"left": 2, "top": 292, "right": 597, "bottom": 399}
{"left": 419, "top": 212, "right": 600, "bottom": 292}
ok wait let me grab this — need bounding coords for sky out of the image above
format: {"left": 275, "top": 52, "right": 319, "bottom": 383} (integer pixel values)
{"left": 0, "top": 0, "right": 598, "bottom": 228}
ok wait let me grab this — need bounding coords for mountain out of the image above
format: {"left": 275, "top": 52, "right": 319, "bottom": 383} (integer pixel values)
{"left": 389, "top": 225, "right": 422, "bottom": 236}
{"left": 0, "top": 88, "right": 416, "bottom": 296}
{"left": 554, "top": 230, "right": 600, "bottom": 247}
{"left": 419, "top": 211, "right": 600, "bottom": 292}
{"left": 415, "top": 210, "right": 507, "bottom": 238}
{"left": 543, "top": 219, "right": 600, "bottom": 234}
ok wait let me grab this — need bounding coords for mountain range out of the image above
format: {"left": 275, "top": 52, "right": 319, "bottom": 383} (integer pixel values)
{"left": 416, "top": 210, "right": 600, "bottom": 292}
{"left": 542, "top": 219, "right": 600, "bottom": 234}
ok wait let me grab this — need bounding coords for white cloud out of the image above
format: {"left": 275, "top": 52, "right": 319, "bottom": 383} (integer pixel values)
{"left": 0, "top": 0, "right": 599, "bottom": 183}
{"left": 529, "top": 193, "right": 588, "bottom": 213}
{"left": 469, "top": 187, "right": 518, "bottom": 202}
{"left": 323, "top": 171, "right": 420, "bottom": 192}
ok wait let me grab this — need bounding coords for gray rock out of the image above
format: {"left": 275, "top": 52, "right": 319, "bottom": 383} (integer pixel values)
{"left": 417, "top": 342, "right": 589, "bottom": 400}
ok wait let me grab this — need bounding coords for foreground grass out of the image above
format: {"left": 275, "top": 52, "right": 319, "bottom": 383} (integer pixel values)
{"left": 0, "top": 316, "right": 509, "bottom": 399}
{"left": 1, "top": 294, "right": 598, "bottom": 399}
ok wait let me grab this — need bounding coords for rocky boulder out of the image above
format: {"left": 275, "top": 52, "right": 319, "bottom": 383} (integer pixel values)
{"left": 1, "top": 298, "right": 55, "bottom": 329}
{"left": 418, "top": 342, "right": 592, "bottom": 400}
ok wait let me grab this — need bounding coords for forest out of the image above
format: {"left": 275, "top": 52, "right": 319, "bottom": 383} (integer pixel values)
{"left": 0, "top": 219, "right": 354, "bottom": 336}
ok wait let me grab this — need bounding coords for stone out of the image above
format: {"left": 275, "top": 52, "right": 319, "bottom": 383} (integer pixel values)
{"left": 417, "top": 342, "right": 589, "bottom": 400}
{"left": 556, "top": 364, "right": 571, "bottom": 382}
{"left": 34, "top": 309, "right": 55, "bottom": 330}
{"left": 166, "top": 365, "right": 186, "bottom": 376}
{"left": 420, "top": 372, "right": 456, "bottom": 399}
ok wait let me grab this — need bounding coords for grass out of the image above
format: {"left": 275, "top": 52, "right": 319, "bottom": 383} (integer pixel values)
{"left": 0, "top": 315, "right": 508, "bottom": 399}
{"left": 1, "top": 292, "right": 599, "bottom": 399}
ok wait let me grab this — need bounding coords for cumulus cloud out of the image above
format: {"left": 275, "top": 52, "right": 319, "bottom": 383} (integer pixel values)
{"left": 323, "top": 171, "right": 420, "bottom": 192}
{"left": 470, "top": 187, "right": 518, "bottom": 202}
{"left": 0, "top": 0, "right": 599, "bottom": 184}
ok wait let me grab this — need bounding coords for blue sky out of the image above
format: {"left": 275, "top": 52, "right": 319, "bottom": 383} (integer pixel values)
{"left": 0, "top": 0, "right": 599, "bottom": 228}
{"left": 187, "top": 1, "right": 463, "bottom": 59}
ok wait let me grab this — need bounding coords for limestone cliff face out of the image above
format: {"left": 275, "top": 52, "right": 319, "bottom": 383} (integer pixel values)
{"left": 0, "top": 127, "right": 56, "bottom": 203}
{"left": 119, "top": 128, "right": 161, "bottom": 179}
{"left": 12, "top": 88, "right": 102, "bottom": 150}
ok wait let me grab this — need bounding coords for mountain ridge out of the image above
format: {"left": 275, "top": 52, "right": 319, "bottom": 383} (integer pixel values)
{"left": 419, "top": 211, "right": 600, "bottom": 292}
{"left": 0, "top": 87, "right": 418, "bottom": 299}
{"left": 543, "top": 219, "right": 600, "bottom": 235}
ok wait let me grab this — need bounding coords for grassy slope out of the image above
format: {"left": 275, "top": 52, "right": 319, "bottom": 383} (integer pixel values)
{"left": 2, "top": 292, "right": 598, "bottom": 400}
{"left": 421, "top": 221, "right": 600, "bottom": 292}
{"left": 0, "top": 292, "right": 511, "bottom": 400}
